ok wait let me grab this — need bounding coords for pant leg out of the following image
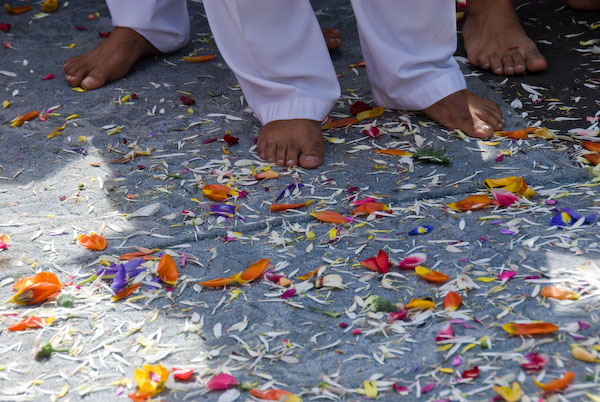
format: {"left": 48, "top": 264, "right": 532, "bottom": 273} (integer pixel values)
{"left": 350, "top": 0, "right": 466, "bottom": 111}
{"left": 203, "top": 0, "right": 340, "bottom": 125}
{"left": 107, "top": 0, "right": 190, "bottom": 53}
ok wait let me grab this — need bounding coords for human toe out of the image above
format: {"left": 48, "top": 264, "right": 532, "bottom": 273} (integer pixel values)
{"left": 501, "top": 54, "right": 515, "bottom": 75}
{"left": 526, "top": 52, "right": 548, "bottom": 73}
{"left": 490, "top": 55, "right": 503, "bottom": 75}
{"left": 512, "top": 53, "right": 526, "bottom": 75}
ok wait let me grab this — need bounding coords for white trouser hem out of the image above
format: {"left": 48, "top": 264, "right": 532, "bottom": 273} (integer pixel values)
{"left": 252, "top": 96, "right": 337, "bottom": 125}
{"left": 373, "top": 69, "right": 467, "bottom": 111}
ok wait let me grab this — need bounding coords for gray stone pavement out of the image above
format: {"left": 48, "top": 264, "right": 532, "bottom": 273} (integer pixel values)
{"left": 0, "top": 1, "right": 600, "bottom": 401}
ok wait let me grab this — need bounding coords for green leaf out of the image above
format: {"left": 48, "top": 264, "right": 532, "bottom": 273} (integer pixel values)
{"left": 307, "top": 306, "right": 342, "bottom": 318}
{"left": 414, "top": 148, "right": 450, "bottom": 164}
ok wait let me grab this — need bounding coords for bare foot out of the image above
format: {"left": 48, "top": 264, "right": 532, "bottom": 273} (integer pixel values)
{"left": 462, "top": 0, "right": 547, "bottom": 75}
{"left": 64, "top": 27, "right": 160, "bottom": 90}
{"left": 257, "top": 119, "right": 324, "bottom": 169}
{"left": 566, "top": 0, "right": 600, "bottom": 10}
{"left": 423, "top": 90, "right": 504, "bottom": 139}
{"left": 322, "top": 28, "right": 342, "bottom": 51}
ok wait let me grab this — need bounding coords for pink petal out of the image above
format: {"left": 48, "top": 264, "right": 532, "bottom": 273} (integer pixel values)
{"left": 398, "top": 252, "right": 426, "bottom": 270}
{"left": 435, "top": 324, "right": 454, "bottom": 342}
{"left": 388, "top": 307, "right": 408, "bottom": 321}
{"left": 206, "top": 373, "right": 237, "bottom": 390}
{"left": 350, "top": 197, "right": 377, "bottom": 207}
{"left": 421, "top": 382, "right": 436, "bottom": 393}
{"left": 42, "top": 73, "right": 55, "bottom": 81}
{"left": 363, "top": 125, "right": 381, "bottom": 138}
{"left": 497, "top": 270, "right": 516, "bottom": 281}
{"left": 280, "top": 288, "right": 296, "bottom": 299}
{"left": 491, "top": 189, "right": 518, "bottom": 207}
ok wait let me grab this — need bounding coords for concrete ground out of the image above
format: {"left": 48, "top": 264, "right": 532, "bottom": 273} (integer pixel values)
{"left": 0, "top": 1, "right": 600, "bottom": 401}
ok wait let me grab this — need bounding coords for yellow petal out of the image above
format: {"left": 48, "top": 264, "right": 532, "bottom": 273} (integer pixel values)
{"left": 492, "top": 382, "right": 522, "bottom": 402}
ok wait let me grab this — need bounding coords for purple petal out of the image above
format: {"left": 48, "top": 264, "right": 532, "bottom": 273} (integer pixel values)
{"left": 110, "top": 265, "right": 127, "bottom": 293}
{"left": 280, "top": 288, "right": 296, "bottom": 299}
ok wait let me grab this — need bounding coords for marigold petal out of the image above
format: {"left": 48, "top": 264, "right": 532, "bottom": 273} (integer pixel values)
{"left": 443, "top": 291, "right": 462, "bottom": 310}
{"left": 269, "top": 200, "right": 313, "bottom": 212}
{"left": 502, "top": 322, "right": 559, "bottom": 336}
{"left": 415, "top": 265, "right": 449, "bottom": 283}
{"left": 157, "top": 254, "right": 178, "bottom": 285}
{"left": 447, "top": 195, "right": 492, "bottom": 211}
{"left": 533, "top": 371, "right": 575, "bottom": 392}
{"left": 183, "top": 54, "right": 216, "bottom": 63}
{"left": 78, "top": 232, "right": 107, "bottom": 250}
{"left": 540, "top": 286, "right": 578, "bottom": 300}
{"left": 310, "top": 210, "right": 348, "bottom": 224}
{"left": 199, "top": 272, "right": 242, "bottom": 287}
{"left": 239, "top": 258, "right": 269, "bottom": 282}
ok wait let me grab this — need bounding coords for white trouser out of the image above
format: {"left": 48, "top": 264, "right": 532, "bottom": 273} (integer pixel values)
{"left": 107, "top": 0, "right": 190, "bottom": 53}
{"left": 204, "top": 0, "right": 466, "bottom": 124}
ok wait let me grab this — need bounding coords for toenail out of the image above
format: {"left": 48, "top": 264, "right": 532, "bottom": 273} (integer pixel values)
{"left": 277, "top": 159, "right": 284, "bottom": 165}
{"left": 287, "top": 159, "right": 295, "bottom": 166}
{"left": 481, "top": 124, "right": 491, "bottom": 131}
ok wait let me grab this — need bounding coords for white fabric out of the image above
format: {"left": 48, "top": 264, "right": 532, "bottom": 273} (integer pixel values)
{"left": 107, "top": 0, "right": 190, "bottom": 53}
{"left": 350, "top": 0, "right": 466, "bottom": 110}
{"left": 203, "top": 0, "right": 341, "bottom": 124}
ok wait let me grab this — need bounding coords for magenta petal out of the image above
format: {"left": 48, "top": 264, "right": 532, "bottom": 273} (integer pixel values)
{"left": 521, "top": 353, "right": 547, "bottom": 371}
{"left": 398, "top": 252, "right": 426, "bottom": 270}
{"left": 421, "top": 382, "right": 437, "bottom": 393}
{"left": 206, "top": 373, "right": 237, "bottom": 390}
{"left": 264, "top": 269, "right": 284, "bottom": 283}
{"left": 350, "top": 197, "right": 377, "bottom": 207}
{"left": 388, "top": 307, "right": 408, "bottom": 321}
{"left": 42, "top": 73, "right": 55, "bottom": 81}
{"left": 497, "top": 270, "right": 516, "bottom": 281}
{"left": 281, "top": 288, "right": 296, "bottom": 299}
{"left": 452, "top": 356, "right": 462, "bottom": 366}
{"left": 392, "top": 384, "right": 409, "bottom": 393}
{"left": 491, "top": 189, "right": 518, "bottom": 207}
{"left": 435, "top": 324, "right": 454, "bottom": 342}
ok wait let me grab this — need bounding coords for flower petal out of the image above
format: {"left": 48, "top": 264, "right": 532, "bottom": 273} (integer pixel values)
{"left": 492, "top": 382, "right": 522, "bottom": 402}
{"left": 269, "top": 200, "right": 313, "bottom": 212}
{"left": 415, "top": 265, "right": 449, "bottom": 283}
{"left": 447, "top": 195, "right": 492, "bottom": 212}
{"left": 502, "top": 322, "right": 559, "bottom": 336}
{"left": 183, "top": 54, "right": 216, "bottom": 63}
{"left": 356, "top": 106, "right": 384, "bottom": 121}
{"left": 398, "top": 252, "right": 426, "bottom": 270}
{"left": 249, "top": 388, "right": 299, "bottom": 402}
{"left": 239, "top": 258, "right": 269, "bottom": 282}
{"left": 201, "top": 184, "right": 237, "bottom": 202}
{"left": 491, "top": 188, "right": 518, "bottom": 207}
{"left": 199, "top": 272, "right": 242, "bottom": 288}
{"left": 111, "top": 283, "right": 142, "bottom": 302}
{"left": 406, "top": 297, "right": 435, "bottom": 310}
{"left": 443, "top": 291, "right": 462, "bottom": 310}
{"left": 157, "top": 253, "right": 178, "bottom": 285}
{"left": 206, "top": 373, "right": 237, "bottom": 390}
{"left": 540, "top": 286, "right": 579, "bottom": 300}
{"left": 533, "top": 371, "right": 575, "bottom": 392}
{"left": 310, "top": 210, "right": 348, "bottom": 224}
{"left": 374, "top": 149, "right": 413, "bottom": 157}
{"left": 78, "top": 232, "right": 107, "bottom": 250}
{"left": 351, "top": 201, "right": 387, "bottom": 216}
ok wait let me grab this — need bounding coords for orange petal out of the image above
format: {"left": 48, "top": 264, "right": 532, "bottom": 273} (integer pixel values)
{"left": 78, "top": 233, "right": 107, "bottom": 250}
{"left": 183, "top": 55, "right": 216, "bottom": 63}
{"left": 310, "top": 210, "right": 348, "bottom": 224}
{"left": 10, "top": 110, "right": 40, "bottom": 127}
{"left": 111, "top": 283, "right": 142, "bottom": 302}
{"left": 249, "top": 388, "right": 299, "bottom": 402}
{"left": 239, "top": 258, "right": 269, "bottom": 282}
{"left": 533, "top": 371, "right": 575, "bottom": 392}
{"left": 322, "top": 117, "right": 358, "bottom": 130}
{"left": 502, "top": 322, "right": 559, "bottom": 336}
{"left": 202, "top": 184, "right": 237, "bottom": 202}
{"left": 584, "top": 153, "right": 600, "bottom": 165}
{"left": 447, "top": 195, "right": 492, "bottom": 211}
{"left": 356, "top": 106, "right": 385, "bottom": 121}
{"left": 8, "top": 316, "right": 47, "bottom": 331}
{"left": 374, "top": 149, "right": 413, "bottom": 157}
{"left": 254, "top": 170, "right": 279, "bottom": 180}
{"left": 540, "top": 286, "right": 578, "bottom": 300}
{"left": 120, "top": 248, "right": 161, "bottom": 261}
{"left": 351, "top": 201, "right": 387, "bottom": 216}
{"left": 298, "top": 266, "right": 323, "bottom": 281}
{"left": 199, "top": 272, "right": 242, "bottom": 288}
{"left": 128, "top": 391, "right": 154, "bottom": 402}
{"left": 495, "top": 127, "right": 535, "bottom": 140}
{"left": 269, "top": 200, "right": 313, "bottom": 212}
{"left": 157, "top": 254, "right": 178, "bottom": 285}
{"left": 582, "top": 141, "right": 600, "bottom": 152}
{"left": 11, "top": 282, "right": 61, "bottom": 305}
{"left": 4, "top": 3, "right": 33, "bottom": 14}
{"left": 415, "top": 265, "right": 449, "bottom": 283}
{"left": 443, "top": 291, "right": 462, "bottom": 310}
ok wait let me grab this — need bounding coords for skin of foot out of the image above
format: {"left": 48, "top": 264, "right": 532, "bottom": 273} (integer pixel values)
{"left": 565, "top": 0, "right": 600, "bottom": 9}
{"left": 423, "top": 90, "right": 505, "bottom": 140}
{"left": 462, "top": 0, "right": 547, "bottom": 75}
{"left": 64, "top": 27, "right": 160, "bottom": 90}
{"left": 322, "top": 28, "right": 342, "bottom": 51}
{"left": 256, "top": 119, "right": 324, "bottom": 169}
